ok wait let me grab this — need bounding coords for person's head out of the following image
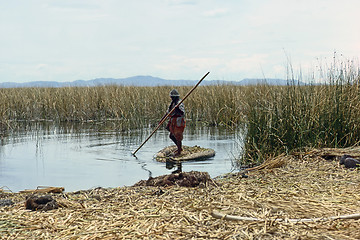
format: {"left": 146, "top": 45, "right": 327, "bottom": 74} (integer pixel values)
{"left": 169, "top": 89, "right": 180, "bottom": 101}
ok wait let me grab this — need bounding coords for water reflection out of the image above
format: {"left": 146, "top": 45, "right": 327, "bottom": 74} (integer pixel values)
{"left": 0, "top": 122, "right": 243, "bottom": 192}
{"left": 165, "top": 160, "right": 182, "bottom": 174}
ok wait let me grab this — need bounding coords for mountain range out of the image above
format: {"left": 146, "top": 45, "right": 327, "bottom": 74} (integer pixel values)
{"left": 0, "top": 76, "right": 305, "bottom": 88}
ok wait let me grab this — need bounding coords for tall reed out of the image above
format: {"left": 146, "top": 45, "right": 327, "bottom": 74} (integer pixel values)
{"left": 0, "top": 85, "right": 247, "bottom": 131}
{"left": 241, "top": 59, "right": 360, "bottom": 164}
{"left": 2, "top": 57, "right": 359, "bottom": 168}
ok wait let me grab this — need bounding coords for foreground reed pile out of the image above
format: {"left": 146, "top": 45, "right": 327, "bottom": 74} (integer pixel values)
{"left": 1, "top": 149, "right": 359, "bottom": 239}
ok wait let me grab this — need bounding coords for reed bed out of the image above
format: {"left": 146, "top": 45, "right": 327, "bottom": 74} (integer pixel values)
{"left": 241, "top": 60, "right": 360, "bottom": 164}
{"left": 0, "top": 85, "right": 246, "bottom": 131}
{"left": 0, "top": 59, "right": 359, "bottom": 166}
{"left": 1, "top": 149, "right": 359, "bottom": 239}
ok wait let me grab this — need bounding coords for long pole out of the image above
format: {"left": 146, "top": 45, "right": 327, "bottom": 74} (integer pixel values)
{"left": 132, "top": 71, "right": 210, "bottom": 156}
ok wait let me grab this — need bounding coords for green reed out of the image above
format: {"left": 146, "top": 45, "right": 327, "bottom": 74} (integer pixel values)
{"left": 241, "top": 59, "right": 360, "bottom": 164}
{"left": 0, "top": 85, "right": 247, "bottom": 131}
{"left": 1, "top": 58, "right": 359, "bottom": 168}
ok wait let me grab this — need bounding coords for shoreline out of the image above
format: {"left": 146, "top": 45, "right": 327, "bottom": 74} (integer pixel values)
{"left": 1, "top": 148, "right": 360, "bottom": 239}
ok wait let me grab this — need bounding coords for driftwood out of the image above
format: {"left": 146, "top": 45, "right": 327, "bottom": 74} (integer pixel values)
{"left": 19, "top": 186, "right": 64, "bottom": 194}
{"left": 211, "top": 210, "right": 360, "bottom": 223}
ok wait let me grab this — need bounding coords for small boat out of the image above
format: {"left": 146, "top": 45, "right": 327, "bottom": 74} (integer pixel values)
{"left": 155, "top": 145, "right": 215, "bottom": 162}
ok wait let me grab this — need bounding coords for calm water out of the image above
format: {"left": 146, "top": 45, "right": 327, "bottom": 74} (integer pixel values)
{"left": 0, "top": 123, "right": 243, "bottom": 192}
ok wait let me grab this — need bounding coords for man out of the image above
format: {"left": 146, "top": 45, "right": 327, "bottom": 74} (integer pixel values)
{"left": 165, "top": 89, "right": 186, "bottom": 156}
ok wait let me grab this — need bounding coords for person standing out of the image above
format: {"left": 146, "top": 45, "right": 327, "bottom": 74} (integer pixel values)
{"left": 165, "top": 89, "right": 186, "bottom": 156}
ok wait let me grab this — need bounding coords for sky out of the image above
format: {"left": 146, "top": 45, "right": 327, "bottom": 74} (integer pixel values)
{"left": 0, "top": 0, "right": 359, "bottom": 83}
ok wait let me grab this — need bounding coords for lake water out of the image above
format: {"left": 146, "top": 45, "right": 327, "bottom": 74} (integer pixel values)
{"left": 0, "top": 123, "right": 243, "bottom": 192}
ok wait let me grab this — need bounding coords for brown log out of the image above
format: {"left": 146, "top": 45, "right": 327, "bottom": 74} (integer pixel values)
{"left": 20, "top": 186, "right": 65, "bottom": 194}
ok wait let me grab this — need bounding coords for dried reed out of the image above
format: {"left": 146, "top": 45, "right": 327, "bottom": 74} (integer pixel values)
{"left": 1, "top": 149, "right": 359, "bottom": 239}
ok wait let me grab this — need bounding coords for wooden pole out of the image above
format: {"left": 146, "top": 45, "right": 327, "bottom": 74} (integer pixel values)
{"left": 211, "top": 210, "right": 360, "bottom": 222}
{"left": 132, "top": 71, "right": 210, "bottom": 156}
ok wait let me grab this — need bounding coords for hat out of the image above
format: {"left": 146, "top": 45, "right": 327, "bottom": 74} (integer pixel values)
{"left": 169, "top": 89, "right": 180, "bottom": 97}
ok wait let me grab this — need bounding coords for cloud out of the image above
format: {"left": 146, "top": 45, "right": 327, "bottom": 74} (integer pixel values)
{"left": 225, "top": 54, "right": 269, "bottom": 72}
{"left": 154, "top": 54, "right": 272, "bottom": 80}
{"left": 36, "top": 64, "right": 48, "bottom": 71}
{"left": 202, "top": 8, "right": 229, "bottom": 17}
{"left": 1, "top": 0, "right": 359, "bottom": 83}
{"left": 153, "top": 56, "right": 221, "bottom": 79}
{"left": 155, "top": 56, "right": 220, "bottom": 71}
{"left": 166, "top": 0, "right": 197, "bottom": 6}
{"left": 45, "top": 1, "right": 100, "bottom": 11}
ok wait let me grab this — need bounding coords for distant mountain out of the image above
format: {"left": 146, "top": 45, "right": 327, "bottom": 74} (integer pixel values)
{"left": 0, "top": 76, "right": 305, "bottom": 88}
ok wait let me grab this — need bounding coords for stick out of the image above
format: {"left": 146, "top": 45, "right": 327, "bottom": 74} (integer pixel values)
{"left": 211, "top": 210, "right": 360, "bottom": 223}
{"left": 132, "top": 72, "right": 210, "bottom": 156}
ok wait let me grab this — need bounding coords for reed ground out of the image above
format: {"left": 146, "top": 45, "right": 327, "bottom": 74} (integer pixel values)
{"left": 1, "top": 147, "right": 359, "bottom": 239}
